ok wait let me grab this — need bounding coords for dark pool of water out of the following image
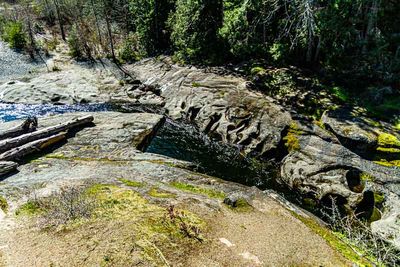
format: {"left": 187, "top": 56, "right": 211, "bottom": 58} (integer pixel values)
{"left": 0, "top": 102, "right": 112, "bottom": 122}
{"left": 147, "top": 119, "right": 280, "bottom": 190}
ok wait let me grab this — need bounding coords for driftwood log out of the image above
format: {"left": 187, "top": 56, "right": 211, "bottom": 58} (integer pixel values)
{"left": 0, "top": 115, "right": 94, "bottom": 177}
{"left": 0, "top": 132, "right": 66, "bottom": 162}
{"left": 0, "top": 117, "right": 37, "bottom": 140}
{"left": 0, "top": 115, "right": 93, "bottom": 154}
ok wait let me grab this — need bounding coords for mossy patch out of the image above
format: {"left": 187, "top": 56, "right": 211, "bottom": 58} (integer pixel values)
{"left": 250, "top": 66, "right": 266, "bottom": 75}
{"left": 373, "top": 192, "right": 385, "bottom": 205}
{"left": 170, "top": 182, "right": 226, "bottom": 199}
{"left": 330, "top": 86, "right": 350, "bottom": 102}
{"left": 148, "top": 187, "right": 177, "bottom": 199}
{"left": 374, "top": 159, "right": 400, "bottom": 167}
{"left": 377, "top": 133, "right": 400, "bottom": 148}
{"left": 360, "top": 172, "right": 375, "bottom": 182}
{"left": 0, "top": 195, "right": 8, "bottom": 212}
{"left": 118, "top": 178, "right": 145, "bottom": 188}
{"left": 86, "top": 185, "right": 205, "bottom": 265}
{"left": 225, "top": 198, "right": 253, "bottom": 212}
{"left": 376, "top": 147, "right": 400, "bottom": 153}
{"left": 192, "top": 82, "right": 202, "bottom": 88}
{"left": 15, "top": 201, "right": 42, "bottom": 216}
{"left": 283, "top": 122, "right": 302, "bottom": 151}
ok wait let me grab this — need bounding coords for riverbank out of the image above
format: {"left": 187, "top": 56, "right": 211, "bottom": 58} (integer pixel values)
{"left": 0, "top": 40, "right": 398, "bottom": 265}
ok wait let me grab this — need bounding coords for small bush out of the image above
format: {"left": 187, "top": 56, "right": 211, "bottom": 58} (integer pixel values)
{"left": 2, "top": 21, "right": 26, "bottom": 49}
{"left": 67, "top": 25, "right": 82, "bottom": 58}
{"left": 17, "top": 186, "right": 96, "bottom": 228}
{"left": 117, "top": 33, "right": 141, "bottom": 63}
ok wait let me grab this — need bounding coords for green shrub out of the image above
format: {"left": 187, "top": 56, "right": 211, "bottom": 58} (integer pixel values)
{"left": 67, "top": 25, "right": 82, "bottom": 58}
{"left": 117, "top": 33, "right": 141, "bottom": 63}
{"left": 2, "top": 21, "right": 26, "bottom": 49}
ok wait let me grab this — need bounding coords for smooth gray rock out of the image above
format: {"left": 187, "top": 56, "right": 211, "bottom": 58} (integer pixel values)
{"left": 321, "top": 108, "right": 400, "bottom": 159}
{"left": 121, "top": 57, "right": 292, "bottom": 157}
{"left": 280, "top": 120, "right": 400, "bottom": 248}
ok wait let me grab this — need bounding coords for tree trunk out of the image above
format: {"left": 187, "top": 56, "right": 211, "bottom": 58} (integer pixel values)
{"left": 53, "top": 0, "right": 66, "bottom": 41}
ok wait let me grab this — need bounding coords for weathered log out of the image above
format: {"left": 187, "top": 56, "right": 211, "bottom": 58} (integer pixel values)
{"left": 0, "top": 115, "right": 94, "bottom": 154}
{"left": 0, "top": 117, "right": 37, "bottom": 140}
{"left": 0, "top": 132, "right": 66, "bottom": 162}
{"left": 0, "top": 161, "right": 18, "bottom": 176}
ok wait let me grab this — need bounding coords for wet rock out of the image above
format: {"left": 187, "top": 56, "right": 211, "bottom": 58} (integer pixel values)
{"left": 122, "top": 57, "right": 292, "bottom": 158}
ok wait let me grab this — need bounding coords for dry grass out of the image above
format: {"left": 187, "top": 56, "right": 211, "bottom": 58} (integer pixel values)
{"left": 12, "top": 184, "right": 206, "bottom": 266}
{"left": 323, "top": 197, "right": 400, "bottom": 266}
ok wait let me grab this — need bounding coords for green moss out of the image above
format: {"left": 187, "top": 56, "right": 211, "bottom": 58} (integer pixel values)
{"left": 192, "top": 82, "right": 202, "bottom": 87}
{"left": 377, "top": 133, "right": 400, "bottom": 148}
{"left": 292, "top": 212, "right": 374, "bottom": 266}
{"left": 46, "top": 153, "right": 129, "bottom": 164}
{"left": 118, "top": 178, "right": 145, "bottom": 188}
{"left": 170, "top": 182, "right": 226, "bottom": 199}
{"left": 330, "top": 86, "right": 350, "bottom": 102}
{"left": 283, "top": 122, "right": 302, "bottom": 151}
{"left": 148, "top": 187, "right": 176, "bottom": 198}
{"left": 376, "top": 147, "right": 400, "bottom": 153}
{"left": 374, "top": 159, "right": 400, "bottom": 167}
{"left": 360, "top": 172, "right": 375, "bottom": 182}
{"left": 395, "top": 122, "right": 400, "bottom": 131}
{"left": 303, "top": 197, "right": 317, "bottom": 209}
{"left": 226, "top": 198, "right": 253, "bottom": 212}
{"left": 87, "top": 184, "right": 205, "bottom": 265}
{"left": 250, "top": 66, "right": 266, "bottom": 75}
{"left": 0, "top": 195, "right": 8, "bottom": 212}
{"left": 373, "top": 192, "right": 385, "bottom": 205}
{"left": 15, "top": 201, "right": 42, "bottom": 216}
{"left": 369, "top": 208, "right": 382, "bottom": 223}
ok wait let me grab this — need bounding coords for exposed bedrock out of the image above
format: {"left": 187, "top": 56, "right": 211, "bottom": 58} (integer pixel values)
{"left": 115, "top": 57, "right": 292, "bottom": 158}
{"left": 280, "top": 119, "right": 400, "bottom": 248}
{"left": 118, "top": 57, "right": 400, "bottom": 248}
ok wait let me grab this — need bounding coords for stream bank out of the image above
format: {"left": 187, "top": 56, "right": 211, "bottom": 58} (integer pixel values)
{"left": 0, "top": 41, "right": 398, "bottom": 264}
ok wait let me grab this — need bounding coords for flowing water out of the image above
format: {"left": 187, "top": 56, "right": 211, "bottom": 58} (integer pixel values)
{"left": 0, "top": 103, "right": 112, "bottom": 122}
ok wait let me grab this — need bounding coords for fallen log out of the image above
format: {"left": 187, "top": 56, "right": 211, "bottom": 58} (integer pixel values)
{"left": 0, "top": 117, "right": 37, "bottom": 140}
{"left": 0, "top": 132, "right": 66, "bottom": 162}
{"left": 0, "top": 115, "right": 94, "bottom": 154}
{"left": 0, "top": 161, "right": 18, "bottom": 176}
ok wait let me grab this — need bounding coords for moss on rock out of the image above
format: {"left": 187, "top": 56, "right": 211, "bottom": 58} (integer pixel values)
{"left": 118, "top": 178, "right": 145, "bottom": 188}
{"left": 170, "top": 181, "right": 226, "bottom": 199}
{"left": 148, "top": 187, "right": 177, "bottom": 198}
{"left": 0, "top": 195, "right": 8, "bottom": 212}
{"left": 377, "top": 133, "right": 400, "bottom": 148}
{"left": 283, "top": 122, "right": 302, "bottom": 151}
